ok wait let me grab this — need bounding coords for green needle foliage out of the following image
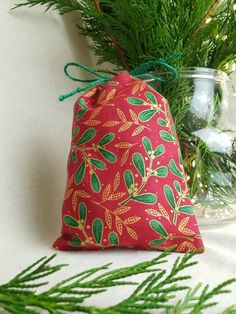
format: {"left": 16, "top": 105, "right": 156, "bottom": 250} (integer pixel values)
{"left": 0, "top": 250, "right": 235, "bottom": 313}
{"left": 13, "top": 0, "right": 236, "bottom": 204}
{"left": 13, "top": 0, "right": 236, "bottom": 72}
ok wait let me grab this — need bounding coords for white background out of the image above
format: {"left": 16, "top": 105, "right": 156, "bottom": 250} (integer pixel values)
{"left": 0, "top": 2, "right": 236, "bottom": 312}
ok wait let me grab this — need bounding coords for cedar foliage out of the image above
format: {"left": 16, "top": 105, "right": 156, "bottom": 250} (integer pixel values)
{"left": 13, "top": 0, "right": 236, "bottom": 204}
{"left": 14, "top": 0, "right": 236, "bottom": 73}
{"left": 0, "top": 251, "right": 235, "bottom": 313}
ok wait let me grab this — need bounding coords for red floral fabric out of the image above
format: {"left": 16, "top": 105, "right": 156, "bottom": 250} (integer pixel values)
{"left": 53, "top": 72, "right": 204, "bottom": 253}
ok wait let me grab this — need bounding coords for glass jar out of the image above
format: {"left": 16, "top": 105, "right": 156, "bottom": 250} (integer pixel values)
{"left": 147, "top": 67, "right": 236, "bottom": 226}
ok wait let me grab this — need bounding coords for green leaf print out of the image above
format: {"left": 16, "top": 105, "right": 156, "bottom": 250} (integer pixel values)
{"left": 72, "top": 126, "right": 80, "bottom": 138}
{"left": 132, "top": 193, "right": 157, "bottom": 204}
{"left": 78, "top": 98, "right": 87, "bottom": 109}
{"left": 145, "top": 91, "right": 157, "bottom": 104}
{"left": 75, "top": 160, "right": 86, "bottom": 185}
{"left": 90, "top": 158, "right": 106, "bottom": 170}
{"left": 127, "top": 97, "right": 145, "bottom": 105}
{"left": 149, "top": 238, "right": 167, "bottom": 246}
{"left": 92, "top": 218, "right": 104, "bottom": 244}
{"left": 150, "top": 220, "right": 169, "bottom": 237}
{"left": 160, "top": 130, "right": 174, "bottom": 142}
{"left": 174, "top": 180, "right": 181, "bottom": 193}
{"left": 143, "top": 137, "right": 152, "bottom": 156}
{"left": 132, "top": 153, "right": 145, "bottom": 177}
{"left": 153, "top": 144, "right": 165, "bottom": 157}
{"left": 98, "top": 133, "right": 115, "bottom": 147}
{"left": 79, "top": 202, "right": 87, "bottom": 223}
{"left": 179, "top": 205, "right": 194, "bottom": 214}
{"left": 91, "top": 172, "right": 101, "bottom": 193}
{"left": 178, "top": 148, "right": 183, "bottom": 166}
{"left": 107, "top": 81, "right": 119, "bottom": 86}
{"left": 109, "top": 232, "right": 119, "bottom": 246}
{"left": 72, "top": 150, "right": 78, "bottom": 163}
{"left": 70, "top": 236, "right": 82, "bottom": 246}
{"left": 157, "top": 118, "right": 167, "bottom": 127}
{"left": 76, "top": 109, "right": 87, "bottom": 121}
{"left": 164, "top": 185, "right": 176, "bottom": 209}
{"left": 169, "top": 159, "right": 183, "bottom": 178}
{"left": 139, "top": 109, "right": 156, "bottom": 122}
{"left": 64, "top": 215, "right": 79, "bottom": 228}
{"left": 124, "top": 170, "right": 134, "bottom": 190}
{"left": 155, "top": 166, "right": 168, "bottom": 177}
{"left": 76, "top": 128, "right": 96, "bottom": 146}
{"left": 98, "top": 148, "right": 117, "bottom": 163}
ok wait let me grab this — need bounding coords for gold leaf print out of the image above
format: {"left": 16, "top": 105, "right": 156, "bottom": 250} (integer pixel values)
{"left": 181, "top": 228, "right": 195, "bottom": 236}
{"left": 105, "top": 209, "right": 112, "bottom": 229}
{"left": 97, "top": 90, "right": 106, "bottom": 103}
{"left": 127, "top": 227, "right": 138, "bottom": 240}
{"left": 124, "top": 216, "right": 141, "bottom": 225}
{"left": 83, "top": 120, "right": 101, "bottom": 126}
{"left": 115, "top": 142, "right": 133, "bottom": 148}
{"left": 145, "top": 209, "right": 161, "bottom": 217}
{"left": 106, "top": 89, "right": 116, "bottom": 101}
{"left": 117, "top": 108, "right": 127, "bottom": 122}
{"left": 121, "top": 149, "right": 129, "bottom": 166}
{"left": 102, "top": 184, "right": 111, "bottom": 201}
{"left": 140, "top": 81, "right": 146, "bottom": 90}
{"left": 179, "top": 217, "right": 189, "bottom": 229}
{"left": 118, "top": 122, "right": 132, "bottom": 132}
{"left": 178, "top": 217, "right": 195, "bottom": 236}
{"left": 157, "top": 245, "right": 170, "bottom": 251}
{"left": 108, "top": 192, "right": 126, "bottom": 201}
{"left": 113, "top": 172, "right": 120, "bottom": 192}
{"left": 132, "top": 125, "right": 145, "bottom": 136}
{"left": 103, "top": 121, "right": 119, "bottom": 127}
{"left": 77, "top": 190, "right": 91, "bottom": 198}
{"left": 64, "top": 188, "right": 73, "bottom": 201}
{"left": 129, "top": 109, "right": 139, "bottom": 123}
{"left": 159, "top": 204, "right": 171, "bottom": 222}
{"left": 113, "top": 206, "right": 131, "bottom": 215}
{"left": 116, "top": 216, "right": 123, "bottom": 235}
{"left": 83, "top": 87, "right": 96, "bottom": 98}
{"left": 90, "top": 106, "right": 102, "bottom": 119}
{"left": 177, "top": 242, "right": 196, "bottom": 253}
{"left": 66, "top": 175, "right": 74, "bottom": 190}
{"left": 72, "top": 192, "right": 78, "bottom": 211}
{"left": 131, "top": 83, "right": 140, "bottom": 95}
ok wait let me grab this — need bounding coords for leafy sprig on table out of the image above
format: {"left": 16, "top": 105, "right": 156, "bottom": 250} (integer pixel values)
{"left": 0, "top": 250, "right": 235, "bottom": 313}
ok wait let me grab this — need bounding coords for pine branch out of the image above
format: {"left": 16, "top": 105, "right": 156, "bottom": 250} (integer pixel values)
{"left": 0, "top": 251, "right": 235, "bottom": 314}
{"left": 91, "top": 0, "right": 129, "bottom": 69}
{"left": 12, "top": 0, "right": 82, "bottom": 14}
{"left": 194, "top": 0, "right": 221, "bottom": 35}
{"left": 12, "top": 0, "right": 236, "bottom": 203}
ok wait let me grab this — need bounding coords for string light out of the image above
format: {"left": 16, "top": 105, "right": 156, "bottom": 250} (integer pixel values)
{"left": 205, "top": 17, "right": 212, "bottom": 24}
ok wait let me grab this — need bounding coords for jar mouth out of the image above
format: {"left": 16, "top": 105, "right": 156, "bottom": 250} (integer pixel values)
{"left": 140, "top": 67, "right": 230, "bottom": 83}
{"left": 179, "top": 67, "right": 230, "bottom": 82}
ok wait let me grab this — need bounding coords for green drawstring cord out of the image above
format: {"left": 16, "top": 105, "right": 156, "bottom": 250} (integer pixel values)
{"left": 59, "top": 52, "right": 182, "bottom": 101}
{"left": 59, "top": 63, "right": 109, "bottom": 101}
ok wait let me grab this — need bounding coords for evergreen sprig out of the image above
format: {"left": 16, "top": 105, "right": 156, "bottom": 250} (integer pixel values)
{"left": 13, "top": 0, "right": 236, "bottom": 73}
{"left": 0, "top": 251, "right": 235, "bottom": 313}
{"left": 13, "top": 0, "right": 236, "bottom": 206}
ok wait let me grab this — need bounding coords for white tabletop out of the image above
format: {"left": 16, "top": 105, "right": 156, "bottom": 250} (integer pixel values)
{"left": 1, "top": 3, "right": 236, "bottom": 312}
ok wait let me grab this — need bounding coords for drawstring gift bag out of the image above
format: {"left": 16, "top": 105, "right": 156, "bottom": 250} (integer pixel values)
{"left": 53, "top": 60, "right": 204, "bottom": 253}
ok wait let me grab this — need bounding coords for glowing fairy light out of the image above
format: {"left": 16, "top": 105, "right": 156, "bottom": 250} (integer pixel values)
{"left": 206, "top": 17, "right": 212, "bottom": 24}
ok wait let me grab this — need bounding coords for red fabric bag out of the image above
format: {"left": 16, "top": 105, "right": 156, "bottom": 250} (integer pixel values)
{"left": 53, "top": 72, "right": 204, "bottom": 253}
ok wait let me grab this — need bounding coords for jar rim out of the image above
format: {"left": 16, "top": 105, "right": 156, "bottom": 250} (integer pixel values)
{"left": 179, "top": 67, "right": 230, "bottom": 82}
